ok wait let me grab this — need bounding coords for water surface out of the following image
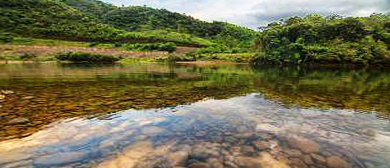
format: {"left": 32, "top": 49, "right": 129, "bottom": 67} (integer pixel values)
{"left": 0, "top": 63, "right": 389, "bottom": 168}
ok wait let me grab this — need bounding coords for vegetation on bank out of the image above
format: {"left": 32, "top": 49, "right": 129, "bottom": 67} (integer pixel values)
{"left": 55, "top": 51, "right": 122, "bottom": 63}
{"left": 254, "top": 14, "right": 390, "bottom": 65}
{"left": 124, "top": 42, "right": 177, "bottom": 53}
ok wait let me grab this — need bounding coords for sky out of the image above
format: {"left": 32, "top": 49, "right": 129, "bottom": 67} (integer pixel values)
{"left": 101, "top": 0, "right": 390, "bottom": 29}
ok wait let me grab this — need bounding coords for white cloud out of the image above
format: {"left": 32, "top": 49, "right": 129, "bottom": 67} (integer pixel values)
{"left": 101, "top": 0, "right": 390, "bottom": 29}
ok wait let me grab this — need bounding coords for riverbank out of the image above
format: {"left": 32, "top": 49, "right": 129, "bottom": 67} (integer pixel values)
{"left": 0, "top": 43, "right": 252, "bottom": 64}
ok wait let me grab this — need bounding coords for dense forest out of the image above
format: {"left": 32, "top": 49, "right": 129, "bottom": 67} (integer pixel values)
{"left": 0, "top": 0, "right": 256, "bottom": 48}
{"left": 254, "top": 14, "right": 390, "bottom": 65}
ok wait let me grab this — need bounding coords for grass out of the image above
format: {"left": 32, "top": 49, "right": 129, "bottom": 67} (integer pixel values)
{"left": 5, "top": 37, "right": 120, "bottom": 49}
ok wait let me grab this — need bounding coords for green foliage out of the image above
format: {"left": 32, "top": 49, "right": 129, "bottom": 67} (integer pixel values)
{"left": 55, "top": 51, "right": 122, "bottom": 62}
{"left": 193, "top": 53, "right": 255, "bottom": 63}
{"left": 256, "top": 14, "right": 390, "bottom": 65}
{"left": 20, "top": 53, "right": 37, "bottom": 60}
{"left": 0, "top": 0, "right": 213, "bottom": 46}
{"left": 0, "top": 33, "right": 14, "bottom": 43}
{"left": 125, "top": 42, "right": 177, "bottom": 53}
{"left": 88, "top": 42, "right": 100, "bottom": 47}
{"left": 62, "top": 1, "right": 256, "bottom": 49}
{"left": 183, "top": 51, "right": 198, "bottom": 61}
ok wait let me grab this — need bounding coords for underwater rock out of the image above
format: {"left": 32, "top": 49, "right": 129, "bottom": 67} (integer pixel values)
{"left": 284, "top": 149, "right": 302, "bottom": 158}
{"left": 22, "top": 96, "right": 35, "bottom": 100}
{"left": 326, "top": 156, "right": 351, "bottom": 168}
{"left": 7, "top": 117, "right": 30, "bottom": 125}
{"left": 34, "top": 151, "right": 87, "bottom": 166}
{"left": 302, "top": 155, "right": 314, "bottom": 165}
{"left": 1, "top": 90, "right": 14, "bottom": 94}
{"left": 310, "top": 153, "right": 326, "bottom": 164}
{"left": 287, "top": 136, "right": 319, "bottom": 153}
{"left": 167, "top": 151, "right": 188, "bottom": 166}
{"left": 141, "top": 126, "right": 165, "bottom": 135}
{"left": 206, "top": 158, "right": 223, "bottom": 168}
{"left": 253, "top": 140, "right": 271, "bottom": 150}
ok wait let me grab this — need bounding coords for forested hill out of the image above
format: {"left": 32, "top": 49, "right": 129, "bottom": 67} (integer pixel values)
{"left": 0, "top": 0, "right": 256, "bottom": 48}
{"left": 0, "top": 0, "right": 122, "bottom": 42}
{"left": 61, "top": 0, "right": 256, "bottom": 43}
{"left": 255, "top": 14, "right": 390, "bottom": 65}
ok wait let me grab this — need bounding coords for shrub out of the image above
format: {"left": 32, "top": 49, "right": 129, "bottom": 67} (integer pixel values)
{"left": 20, "top": 53, "right": 37, "bottom": 61}
{"left": 88, "top": 42, "right": 100, "bottom": 47}
{"left": 55, "top": 52, "right": 122, "bottom": 63}
{"left": 114, "top": 42, "right": 123, "bottom": 47}
{"left": 125, "top": 42, "right": 177, "bottom": 53}
{"left": 0, "top": 33, "right": 14, "bottom": 43}
{"left": 183, "top": 51, "right": 198, "bottom": 61}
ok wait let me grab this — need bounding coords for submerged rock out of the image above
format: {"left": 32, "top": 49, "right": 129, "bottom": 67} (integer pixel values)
{"left": 22, "top": 96, "right": 35, "bottom": 100}
{"left": 237, "top": 156, "right": 263, "bottom": 168}
{"left": 256, "top": 123, "right": 280, "bottom": 133}
{"left": 167, "top": 151, "right": 188, "bottom": 166}
{"left": 7, "top": 117, "right": 30, "bottom": 125}
{"left": 253, "top": 140, "right": 271, "bottom": 150}
{"left": 302, "top": 155, "right": 314, "bottom": 165}
{"left": 326, "top": 156, "right": 351, "bottom": 168}
{"left": 141, "top": 126, "right": 165, "bottom": 135}
{"left": 206, "top": 158, "right": 223, "bottom": 168}
{"left": 34, "top": 151, "right": 87, "bottom": 166}
{"left": 310, "top": 153, "right": 326, "bottom": 164}
{"left": 188, "top": 162, "right": 211, "bottom": 168}
{"left": 1, "top": 90, "right": 14, "bottom": 94}
{"left": 287, "top": 136, "right": 319, "bottom": 153}
{"left": 242, "top": 146, "right": 255, "bottom": 154}
{"left": 284, "top": 149, "right": 302, "bottom": 158}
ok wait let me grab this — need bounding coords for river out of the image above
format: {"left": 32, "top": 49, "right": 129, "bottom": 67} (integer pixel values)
{"left": 0, "top": 63, "right": 389, "bottom": 168}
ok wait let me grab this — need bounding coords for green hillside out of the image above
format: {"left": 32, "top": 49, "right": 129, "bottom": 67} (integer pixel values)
{"left": 0, "top": 0, "right": 120, "bottom": 41}
{"left": 254, "top": 14, "right": 390, "bottom": 65}
{"left": 61, "top": 0, "right": 257, "bottom": 49}
{"left": 0, "top": 0, "right": 212, "bottom": 46}
{"left": 0, "top": 0, "right": 256, "bottom": 48}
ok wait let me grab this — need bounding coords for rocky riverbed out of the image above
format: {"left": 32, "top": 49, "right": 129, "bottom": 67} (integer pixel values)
{"left": 0, "top": 94, "right": 389, "bottom": 168}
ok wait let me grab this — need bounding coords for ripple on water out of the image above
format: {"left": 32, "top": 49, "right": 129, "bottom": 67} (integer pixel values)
{"left": 0, "top": 94, "right": 390, "bottom": 168}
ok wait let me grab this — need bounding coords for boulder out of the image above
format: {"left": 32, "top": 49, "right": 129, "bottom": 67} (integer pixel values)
{"left": 284, "top": 149, "right": 302, "bottom": 158}
{"left": 310, "top": 154, "right": 326, "bottom": 164}
{"left": 167, "top": 151, "right": 188, "bottom": 166}
{"left": 287, "top": 136, "right": 319, "bottom": 153}
{"left": 7, "top": 117, "right": 30, "bottom": 125}
{"left": 326, "top": 156, "right": 351, "bottom": 168}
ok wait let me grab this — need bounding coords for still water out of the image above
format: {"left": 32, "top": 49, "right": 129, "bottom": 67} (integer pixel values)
{"left": 0, "top": 63, "right": 390, "bottom": 168}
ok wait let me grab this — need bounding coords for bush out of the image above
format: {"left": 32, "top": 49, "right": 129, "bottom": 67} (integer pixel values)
{"left": 183, "top": 51, "right": 198, "bottom": 61}
{"left": 88, "top": 42, "right": 100, "bottom": 47}
{"left": 0, "top": 33, "right": 14, "bottom": 43}
{"left": 114, "top": 42, "right": 123, "bottom": 47}
{"left": 125, "top": 42, "right": 177, "bottom": 53}
{"left": 55, "top": 52, "right": 122, "bottom": 63}
{"left": 20, "top": 53, "right": 37, "bottom": 61}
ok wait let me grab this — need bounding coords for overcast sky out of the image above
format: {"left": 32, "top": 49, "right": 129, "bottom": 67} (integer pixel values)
{"left": 101, "top": 0, "right": 390, "bottom": 29}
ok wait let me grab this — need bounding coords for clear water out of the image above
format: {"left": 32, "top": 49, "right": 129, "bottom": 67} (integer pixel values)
{"left": 0, "top": 63, "right": 389, "bottom": 168}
